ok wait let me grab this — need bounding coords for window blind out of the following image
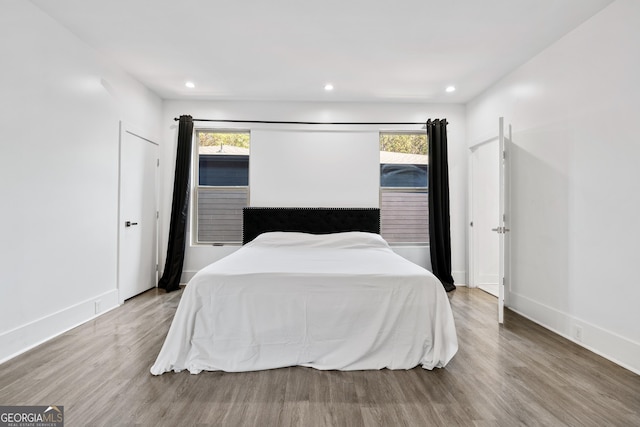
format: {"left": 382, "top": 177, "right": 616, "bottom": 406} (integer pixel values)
{"left": 380, "top": 189, "right": 429, "bottom": 244}
{"left": 196, "top": 187, "right": 248, "bottom": 243}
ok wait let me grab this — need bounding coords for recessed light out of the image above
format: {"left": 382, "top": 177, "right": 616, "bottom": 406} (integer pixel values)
{"left": 324, "top": 83, "right": 334, "bottom": 91}
{"left": 185, "top": 81, "right": 195, "bottom": 88}
{"left": 445, "top": 86, "right": 456, "bottom": 93}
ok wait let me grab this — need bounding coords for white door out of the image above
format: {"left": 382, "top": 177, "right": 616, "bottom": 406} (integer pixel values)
{"left": 496, "top": 117, "right": 511, "bottom": 324}
{"left": 468, "top": 117, "right": 511, "bottom": 323}
{"left": 118, "top": 124, "right": 159, "bottom": 302}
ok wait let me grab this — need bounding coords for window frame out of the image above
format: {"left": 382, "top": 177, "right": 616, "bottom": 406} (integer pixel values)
{"left": 379, "top": 131, "right": 429, "bottom": 246}
{"left": 192, "top": 128, "right": 251, "bottom": 246}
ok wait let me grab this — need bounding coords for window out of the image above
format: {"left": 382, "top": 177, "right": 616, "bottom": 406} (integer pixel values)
{"left": 195, "top": 130, "right": 250, "bottom": 244}
{"left": 380, "top": 132, "right": 428, "bottom": 244}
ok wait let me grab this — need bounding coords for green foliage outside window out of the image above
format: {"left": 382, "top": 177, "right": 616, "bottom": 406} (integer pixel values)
{"left": 199, "top": 132, "right": 250, "bottom": 149}
{"left": 380, "top": 133, "right": 427, "bottom": 155}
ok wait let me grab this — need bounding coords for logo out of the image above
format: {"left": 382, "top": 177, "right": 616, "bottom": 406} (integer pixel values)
{"left": 0, "top": 406, "right": 64, "bottom": 427}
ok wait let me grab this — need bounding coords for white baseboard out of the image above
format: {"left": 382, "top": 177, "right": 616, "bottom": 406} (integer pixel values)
{"left": 0, "top": 289, "right": 119, "bottom": 364}
{"left": 453, "top": 271, "right": 466, "bottom": 286}
{"left": 477, "top": 274, "right": 498, "bottom": 285}
{"left": 508, "top": 292, "right": 640, "bottom": 375}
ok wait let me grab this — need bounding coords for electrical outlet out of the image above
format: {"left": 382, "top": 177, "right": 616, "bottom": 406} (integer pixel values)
{"left": 94, "top": 300, "right": 101, "bottom": 314}
{"left": 575, "top": 325, "right": 583, "bottom": 342}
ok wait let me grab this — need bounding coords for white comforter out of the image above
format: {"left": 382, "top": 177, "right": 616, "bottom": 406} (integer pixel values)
{"left": 150, "top": 232, "right": 457, "bottom": 374}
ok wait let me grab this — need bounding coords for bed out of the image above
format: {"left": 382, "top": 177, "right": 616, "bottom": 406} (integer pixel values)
{"left": 150, "top": 208, "right": 457, "bottom": 375}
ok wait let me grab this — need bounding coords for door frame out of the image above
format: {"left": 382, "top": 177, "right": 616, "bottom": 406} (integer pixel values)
{"left": 117, "top": 121, "right": 160, "bottom": 305}
{"left": 468, "top": 136, "right": 500, "bottom": 292}
{"left": 468, "top": 135, "right": 499, "bottom": 289}
{"left": 467, "top": 117, "right": 511, "bottom": 323}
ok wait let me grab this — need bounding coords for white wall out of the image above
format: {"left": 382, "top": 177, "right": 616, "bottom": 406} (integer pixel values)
{"left": 161, "top": 101, "right": 467, "bottom": 283}
{"left": 466, "top": 0, "right": 640, "bottom": 373}
{"left": 0, "top": 0, "right": 162, "bottom": 362}
{"left": 250, "top": 129, "right": 380, "bottom": 208}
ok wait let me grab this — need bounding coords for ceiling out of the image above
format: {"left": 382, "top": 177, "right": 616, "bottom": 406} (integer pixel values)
{"left": 29, "top": 0, "right": 613, "bottom": 104}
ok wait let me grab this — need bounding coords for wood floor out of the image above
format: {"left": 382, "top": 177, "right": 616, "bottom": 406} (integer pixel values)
{"left": 0, "top": 287, "right": 638, "bottom": 426}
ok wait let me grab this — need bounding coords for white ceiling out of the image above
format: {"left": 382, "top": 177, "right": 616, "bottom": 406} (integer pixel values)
{"left": 29, "top": 0, "right": 613, "bottom": 103}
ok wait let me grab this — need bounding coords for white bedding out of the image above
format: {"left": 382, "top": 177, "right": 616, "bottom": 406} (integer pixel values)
{"left": 150, "top": 232, "right": 458, "bottom": 374}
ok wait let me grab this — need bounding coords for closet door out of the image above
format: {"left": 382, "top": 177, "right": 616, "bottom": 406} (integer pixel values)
{"left": 118, "top": 123, "right": 159, "bottom": 302}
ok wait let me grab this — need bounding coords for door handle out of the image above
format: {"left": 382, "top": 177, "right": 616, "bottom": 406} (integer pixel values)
{"left": 492, "top": 226, "right": 510, "bottom": 234}
{"left": 125, "top": 221, "right": 139, "bottom": 227}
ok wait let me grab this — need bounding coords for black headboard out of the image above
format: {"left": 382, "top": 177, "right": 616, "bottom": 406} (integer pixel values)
{"left": 242, "top": 207, "right": 380, "bottom": 245}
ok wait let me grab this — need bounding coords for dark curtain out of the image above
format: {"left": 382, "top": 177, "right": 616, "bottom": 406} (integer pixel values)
{"left": 158, "top": 115, "right": 194, "bottom": 292}
{"left": 427, "top": 119, "right": 455, "bottom": 292}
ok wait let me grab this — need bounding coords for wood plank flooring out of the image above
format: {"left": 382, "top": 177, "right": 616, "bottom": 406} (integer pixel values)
{"left": 0, "top": 287, "right": 638, "bottom": 426}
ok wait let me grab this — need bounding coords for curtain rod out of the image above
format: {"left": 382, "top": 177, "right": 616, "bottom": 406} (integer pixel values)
{"left": 174, "top": 117, "right": 447, "bottom": 126}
